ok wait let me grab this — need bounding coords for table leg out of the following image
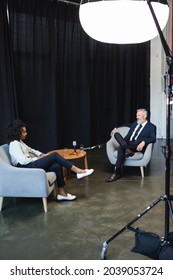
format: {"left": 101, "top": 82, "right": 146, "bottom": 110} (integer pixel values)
{"left": 84, "top": 154, "right": 88, "bottom": 169}
{"left": 62, "top": 167, "right": 67, "bottom": 181}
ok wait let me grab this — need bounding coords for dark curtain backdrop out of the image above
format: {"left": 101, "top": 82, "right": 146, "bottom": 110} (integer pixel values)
{"left": 0, "top": 0, "right": 150, "bottom": 152}
{"left": 0, "top": 0, "right": 18, "bottom": 144}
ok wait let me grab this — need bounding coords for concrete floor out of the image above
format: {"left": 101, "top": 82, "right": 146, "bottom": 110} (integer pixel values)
{"left": 0, "top": 139, "right": 173, "bottom": 260}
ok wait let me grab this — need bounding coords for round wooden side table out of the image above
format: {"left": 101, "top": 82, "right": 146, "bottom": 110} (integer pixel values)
{"left": 48, "top": 149, "right": 88, "bottom": 179}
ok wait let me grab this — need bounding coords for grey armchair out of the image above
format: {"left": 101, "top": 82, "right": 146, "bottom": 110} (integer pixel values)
{"left": 0, "top": 144, "right": 57, "bottom": 212}
{"left": 106, "top": 126, "right": 153, "bottom": 177}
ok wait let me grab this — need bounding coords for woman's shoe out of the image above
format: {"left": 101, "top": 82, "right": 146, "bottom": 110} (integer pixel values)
{"left": 77, "top": 169, "right": 94, "bottom": 179}
{"left": 57, "top": 193, "right": 76, "bottom": 201}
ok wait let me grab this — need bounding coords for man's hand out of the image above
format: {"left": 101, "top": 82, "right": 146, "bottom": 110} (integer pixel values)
{"left": 136, "top": 141, "right": 145, "bottom": 151}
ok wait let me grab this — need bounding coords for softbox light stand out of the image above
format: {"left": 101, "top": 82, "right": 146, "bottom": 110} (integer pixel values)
{"left": 101, "top": 0, "right": 173, "bottom": 260}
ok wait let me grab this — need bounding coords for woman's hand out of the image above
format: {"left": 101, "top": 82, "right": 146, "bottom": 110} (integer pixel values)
{"left": 37, "top": 154, "right": 46, "bottom": 159}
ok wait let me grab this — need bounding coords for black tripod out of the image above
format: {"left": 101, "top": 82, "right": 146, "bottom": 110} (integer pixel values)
{"left": 101, "top": 0, "right": 173, "bottom": 259}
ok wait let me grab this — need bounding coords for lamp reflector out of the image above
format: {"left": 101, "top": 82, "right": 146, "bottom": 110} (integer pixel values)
{"left": 79, "top": 0, "right": 169, "bottom": 44}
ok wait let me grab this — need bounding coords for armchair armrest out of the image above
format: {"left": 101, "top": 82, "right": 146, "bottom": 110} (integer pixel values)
{"left": 106, "top": 126, "right": 130, "bottom": 164}
{"left": 0, "top": 161, "right": 49, "bottom": 197}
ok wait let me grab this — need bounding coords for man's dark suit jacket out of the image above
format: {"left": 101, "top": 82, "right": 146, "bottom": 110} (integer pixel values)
{"left": 124, "top": 121, "right": 156, "bottom": 152}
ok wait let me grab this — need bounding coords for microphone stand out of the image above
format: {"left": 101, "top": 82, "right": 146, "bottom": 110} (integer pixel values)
{"left": 84, "top": 143, "right": 105, "bottom": 150}
{"left": 70, "top": 141, "right": 79, "bottom": 155}
{"left": 100, "top": 0, "right": 173, "bottom": 259}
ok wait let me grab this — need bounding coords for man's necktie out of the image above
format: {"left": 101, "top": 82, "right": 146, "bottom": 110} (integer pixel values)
{"left": 131, "top": 124, "right": 142, "bottom": 141}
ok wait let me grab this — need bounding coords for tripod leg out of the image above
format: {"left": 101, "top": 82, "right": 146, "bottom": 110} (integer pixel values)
{"left": 100, "top": 195, "right": 163, "bottom": 260}
{"left": 168, "top": 199, "right": 173, "bottom": 222}
{"left": 100, "top": 241, "right": 108, "bottom": 260}
{"left": 101, "top": 224, "right": 131, "bottom": 259}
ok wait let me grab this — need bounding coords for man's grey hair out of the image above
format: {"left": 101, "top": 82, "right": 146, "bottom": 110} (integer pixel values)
{"left": 137, "top": 108, "right": 148, "bottom": 118}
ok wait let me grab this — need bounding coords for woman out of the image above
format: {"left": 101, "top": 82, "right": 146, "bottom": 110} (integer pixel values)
{"left": 6, "top": 120, "right": 94, "bottom": 201}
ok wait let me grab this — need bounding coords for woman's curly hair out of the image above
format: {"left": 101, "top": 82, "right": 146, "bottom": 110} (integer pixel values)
{"left": 6, "top": 119, "right": 26, "bottom": 143}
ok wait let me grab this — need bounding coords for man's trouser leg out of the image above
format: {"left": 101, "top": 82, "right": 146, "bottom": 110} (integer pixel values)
{"left": 114, "top": 132, "right": 127, "bottom": 148}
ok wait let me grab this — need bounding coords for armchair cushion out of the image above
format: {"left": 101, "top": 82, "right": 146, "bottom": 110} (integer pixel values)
{"left": 113, "top": 150, "right": 144, "bottom": 160}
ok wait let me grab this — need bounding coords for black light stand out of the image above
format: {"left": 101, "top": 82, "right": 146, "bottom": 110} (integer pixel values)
{"left": 100, "top": 0, "right": 173, "bottom": 259}
{"left": 148, "top": 0, "right": 173, "bottom": 239}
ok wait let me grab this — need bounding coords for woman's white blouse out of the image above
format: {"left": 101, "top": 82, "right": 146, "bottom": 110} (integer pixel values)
{"left": 9, "top": 140, "right": 42, "bottom": 166}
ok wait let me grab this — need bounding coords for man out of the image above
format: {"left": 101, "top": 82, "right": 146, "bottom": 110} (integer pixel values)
{"left": 105, "top": 108, "right": 156, "bottom": 183}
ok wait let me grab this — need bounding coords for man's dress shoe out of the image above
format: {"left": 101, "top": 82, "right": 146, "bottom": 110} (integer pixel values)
{"left": 105, "top": 173, "right": 121, "bottom": 183}
{"left": 125, "top": 149, "right": 135, "bottom": 158}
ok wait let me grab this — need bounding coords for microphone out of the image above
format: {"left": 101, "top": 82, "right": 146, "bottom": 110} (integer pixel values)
{"left": 72, "top": 141, "right": 77, "bottom": 152}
